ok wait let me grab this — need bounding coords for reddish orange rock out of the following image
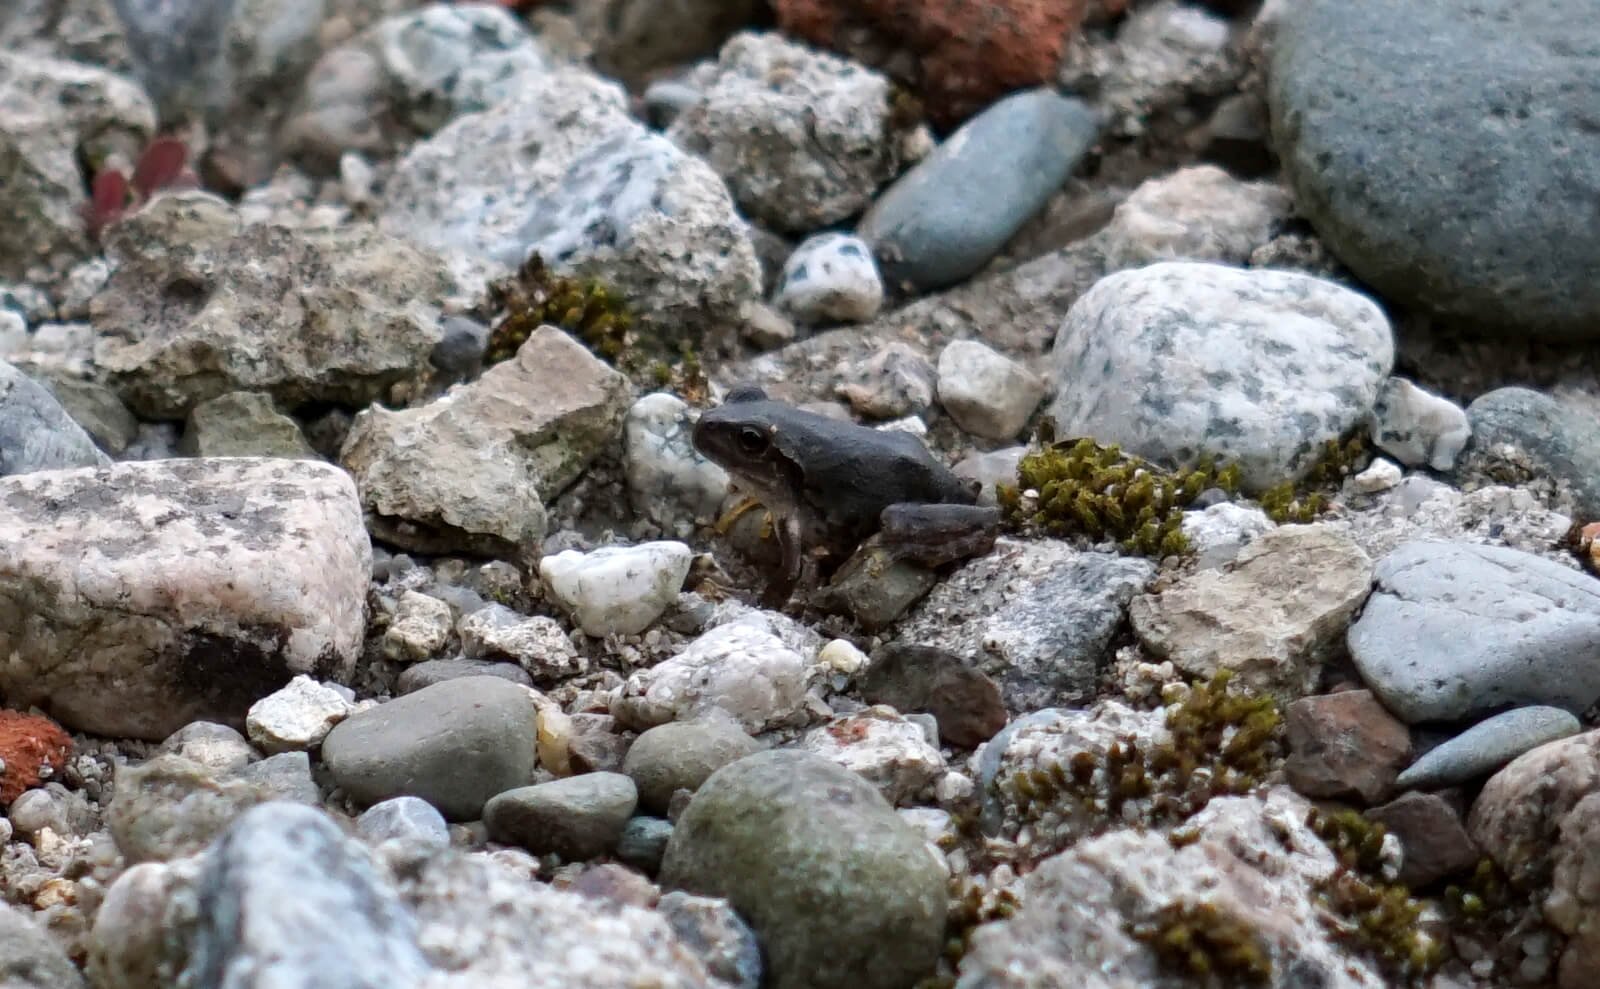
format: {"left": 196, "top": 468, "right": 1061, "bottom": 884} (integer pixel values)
{"left": 774, "top": 0, "right": 1090, "bottom": 128}
{"left": 0, "top": 710, "right": 73, "bottom": 805}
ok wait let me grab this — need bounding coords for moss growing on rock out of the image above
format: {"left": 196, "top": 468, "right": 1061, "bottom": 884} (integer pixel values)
{"left": 1000, "top": 431, "right": 1369, "bottom": 553}
{"left": 990, "top": 671, "right": 1286, "bottom": 864}
{"left": 998, "top": 436, "right": 1235, "bottom": 556}
{"left": 485, "top": 254, "right": 634, "bottom": 365}
{"left": 1307, "top": 806, "right": 1445, "bottom": 982}
{"left": 1129, "top": 900, "right": 1274, "bottom": 983}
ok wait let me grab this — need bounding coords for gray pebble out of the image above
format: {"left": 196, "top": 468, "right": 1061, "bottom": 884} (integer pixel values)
{"left": 621, "top": 718, "right": 763, "bottom": 815}
{"left": 615, "top": 815, "right": 674, "bottom": 874}
{"left": 429, "top": 315, "right": 489, "bottom": 378}
{"left": 322, "top": 676, "right": 539, "bottom": 820}
{"left": 1462, "top": 386, "right": 1600, "bottom": 519}
{"left": 1268, "top": 0, "right": 1600, "bottom": 338}
{"left": 483, "top": 772, "right": 639, "bottom": 860}
{"left": 1397, "top": 706, "right": 1581, "bottom": 789}
{"left": 1350, "top": 541, "right": 1600, "bottom": 723}
{"left": 859, "top": 88, "right": 1098, "bottom": 291}
{"left": 660, "top": 750, "right": 945, "bottom": 989}
{"left": 0, "top": 360, "right": 111, "bottom": 476}
{"left": 357, "top": 796, "right": 450, "bottom": 848}
{"left": 395, "top": 658, "right": 533, "bottom": 695}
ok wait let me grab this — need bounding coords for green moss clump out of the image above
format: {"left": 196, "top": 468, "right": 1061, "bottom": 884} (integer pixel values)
{"left": 998, "top": 437, "right": 1239, "bottom": 556}
{"left": 1261, "top": 435, "right": 1369, "bottom": 523}
{"left": 1160, "top": 669, "right": 1284, "bottom": 803}
{"left": 1129, "top": 900, "right": 1274, "bottom": 983}
{"left": 1307, "top": 807, "right": 1445, "bottom": 981}
{"left": 992, "top": 671, "right": 1284, "bottom": 864}
{"left": 484, "top": 254, "right": 634, "bottom": 365}
{"left": 931, "top": 874, "right": 1020, "bottom": 979}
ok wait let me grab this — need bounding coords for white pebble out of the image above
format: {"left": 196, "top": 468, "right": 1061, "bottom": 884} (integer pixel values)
{"left": 774, "top": 233, "right": 884, "bottom": 324}
{"left": 937, "top": 339, "right": 1046, "bottom": 440}
{"left": 539, "top": 542, "right": 694, "bottom": 636}
{"left": 1351, "top": 457, "right": 1403, "bottom": 493}
{"left": 1368, "top": 376, "right": 1471, "bottom": 471}
{"left": 245, "top": 675, "right": 355, "bottom": 754}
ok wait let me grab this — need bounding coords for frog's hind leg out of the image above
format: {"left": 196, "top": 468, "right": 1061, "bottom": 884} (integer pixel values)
{"left": 760, "top": 514, "right": 805, "bottom": 609}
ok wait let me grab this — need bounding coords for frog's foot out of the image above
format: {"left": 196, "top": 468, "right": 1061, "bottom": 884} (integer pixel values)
{"left": 879, "top": 503, "right": 1003, "bottom": 568}
{"left": 714, "top": 496, "right": 767, "bottom": 536}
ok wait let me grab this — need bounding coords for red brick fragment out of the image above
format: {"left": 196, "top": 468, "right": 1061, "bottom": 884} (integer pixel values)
{"left": 774, "top": 0, "right": 1090, "bottom": 128}
{"left": 0, "top": 710, "right": 73, "bottom": 805}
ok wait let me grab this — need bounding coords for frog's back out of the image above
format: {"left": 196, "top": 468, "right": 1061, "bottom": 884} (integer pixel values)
{"left": 781, "top": 410, "right": 977, "bottom": 527}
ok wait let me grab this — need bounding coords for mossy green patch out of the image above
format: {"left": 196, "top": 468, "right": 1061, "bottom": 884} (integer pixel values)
{"left": 1130, "top": 900, "right": 1274, "bottom": 983}
{"left": 1307, "top": 806, "right": 1445, "bottom": 982}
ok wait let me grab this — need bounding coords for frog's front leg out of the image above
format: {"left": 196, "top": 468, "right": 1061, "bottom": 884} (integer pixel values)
{"left": 878, "top": 503, "right": 1002, "bottom": 568}
{"left": 760, "top": 513, "right": 807, "bottom": 609}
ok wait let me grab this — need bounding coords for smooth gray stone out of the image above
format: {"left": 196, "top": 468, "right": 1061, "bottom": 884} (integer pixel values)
{"left": 395, "top": 658, "right": 532, "bottom": 695}
{"left": 483, "top": 772, "right": 638, "bottom": 860}
{"left": 181, "top": 802, "right": 428, "bottom": 989}
{"left": 1397, "top": 706, "right": 1581, "bottom": 789}
{"left": 660, "top": 750, "right": 944, "bottom": 989}
{"left": 1463, "top": 387, "right": 1600, "bottom": 520}
{"left": 1268, "top": 0, "right": 1600, "bottom": 338}
{"left": 1349, "top": 541, "right": 1600, "bottom": 723}
{"left": 357, "top": 796, "right": 450, "bottom": 848}
{"left": 622, "top": 718, "right": 762, "bottom": 815}
{"left": 615, "top": 816, "right": 674, "bottom": 873}
{"left": 0, "top": 360, "right": 110, "bottom": 475}
{"left": 859, "top": 88, "right": 1098, "bottom": 291}
{"left": 322, "top": 676, "right": 538, "bottom": 820}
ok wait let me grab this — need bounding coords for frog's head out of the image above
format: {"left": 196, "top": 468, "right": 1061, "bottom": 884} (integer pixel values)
{"left": 692, "top": 386, "right": 807, "bottom": 496}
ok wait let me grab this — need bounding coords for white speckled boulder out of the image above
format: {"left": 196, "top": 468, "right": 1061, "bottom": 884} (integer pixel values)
{"left": 0, "top": 458, "right": 369, "bottom": 740}
{"left": 1047, "top": 261, "right": 1394, "bottom": 491}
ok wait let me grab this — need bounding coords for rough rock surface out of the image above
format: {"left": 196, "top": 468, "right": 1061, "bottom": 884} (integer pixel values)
{"left": 957, "top": 788, "right": 1387, "bottom": 988}
{"left": 339, "top": 325, "right": 629, "bottom": 556}
{"left": 897, "top": 539, "right": 1154, "bottom": 712}
{"left": 0, "top": 50, "right": 155, "bottom": 282}
{"left": 1130, "top": 524, "right": 1373, "bottom": 701}
{"left": 92, "top": 194, "right": 456, "bottom": 419}
{"left": 0, "top": 458, "right": 368, "bottom": 739}
{"left": 668, "top": 31, "right": 913, "bottom": 232}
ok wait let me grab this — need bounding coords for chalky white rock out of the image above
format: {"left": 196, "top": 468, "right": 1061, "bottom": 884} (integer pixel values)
{"left": 540, "top": 541, "right": 694, "bottom": 637}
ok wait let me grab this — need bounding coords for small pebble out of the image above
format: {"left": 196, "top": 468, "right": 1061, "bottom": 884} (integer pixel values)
{"left": 459, "top": 605, "right": 585, "bottom": 682}
{"left": 936, "top": 339, "right": 1045, "bottom": 441}
{"left": 773, "top": 233, "right": 883, "bottom": 325}
{"left": 615, "top": 816, "right": 674, "bottom": 873}
{"left": 483, "top": 772, "right": 639, "bottom": 860}
{"left": 356, "top": 796, "right": 450, "bottom": 848}
{"left": 245, "top": 675, "right": 355, "bottom": 754}
{"left": 1351, "top": 457, "right": 1403, "bottom": 493}
{"left": 540, "top": 542, "right": 694, "bottom": 637}
{"left": 1397, "top": 706, "right": 1582, "bottom": 789}
{"left": 1368, "top": 377, "right": 1471, "bottom": 471}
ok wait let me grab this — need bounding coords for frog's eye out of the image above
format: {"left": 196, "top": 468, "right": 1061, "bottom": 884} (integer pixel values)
{"left": 737, "top": 426, "right": 769, "bottom": 456}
